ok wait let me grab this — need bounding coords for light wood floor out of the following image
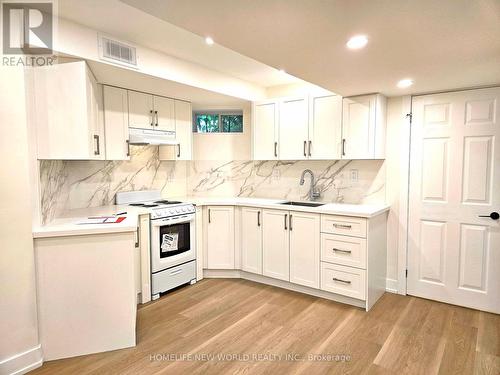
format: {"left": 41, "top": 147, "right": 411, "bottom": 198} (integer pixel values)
{"left": 31, "top": 279, "right": 499, "bottom": 375}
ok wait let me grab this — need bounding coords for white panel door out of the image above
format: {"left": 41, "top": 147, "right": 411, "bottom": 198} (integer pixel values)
{"left": 206, "top": 206, "right": 235, "bottom": 269}
{"left": 408, "top": 87, "right": 500, "bottom": 313}
{"left": 253, "top": 100, "right": 278, "bottom": 160}
{"left": 128, "top": 90, "right": 153, "bottom": 129}
{"left": 154, "top": 95, "right": 175, "bottom": 132}
{"left": 289, "top": 212, "right": 320, "bottom": 288}
{"left": 262, "top": 209, "right": 290, "bottom": 281}
{"left": 279, "top": 96, "right": 309, "bottom": 160}
{"left": 342, "top": 95, "right": 376, "bottom": 159}
{"left": 309, "top": 94, "right": 342, "bottom": 159}
{"left": 103, "top": 86, "right": 129, "bottom": 160}
{"left": 241, "top": 207, "right": 263, "bottom": 274}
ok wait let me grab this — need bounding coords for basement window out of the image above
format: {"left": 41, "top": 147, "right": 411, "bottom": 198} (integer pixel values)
{"left": 193, "top": 111, "right": 243, "bottom": 133}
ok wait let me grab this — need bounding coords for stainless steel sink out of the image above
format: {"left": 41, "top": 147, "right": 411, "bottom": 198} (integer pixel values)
{"left": 279, "top": 201, "right": 325, "bottom": 207}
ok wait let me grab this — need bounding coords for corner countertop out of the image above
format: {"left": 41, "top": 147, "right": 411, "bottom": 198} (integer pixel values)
{"left": 32, "top": 205, "right": 148, "bottom": 239}
{"left": 171, "top": 196, "right": 390, "bottom": 218}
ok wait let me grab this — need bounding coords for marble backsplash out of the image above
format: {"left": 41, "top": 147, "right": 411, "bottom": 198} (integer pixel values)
{"left": 39, "top": 148, "right": 386, "bottom": 223}
{"left": 39, "top": 146, "right": 188, "bottom": 223}
{"left": 188, "top": 159, "right": 385, "bottom": 204}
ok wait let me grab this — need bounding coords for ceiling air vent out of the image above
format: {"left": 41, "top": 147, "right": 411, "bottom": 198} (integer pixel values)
{"left": 99, "top": 36, "right": 137, "bottom": 67}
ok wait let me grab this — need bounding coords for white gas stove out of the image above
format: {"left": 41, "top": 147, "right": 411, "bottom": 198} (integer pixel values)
{"left": 116, "top": 190, "right": 196, "bottom": 299}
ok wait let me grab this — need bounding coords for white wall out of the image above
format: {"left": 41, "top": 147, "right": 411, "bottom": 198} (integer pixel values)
{"left": 266, "top": 82, "right": 335, "bottom": 98}
{"left": 0, "top": 68, "right": 42, "bottom": 374}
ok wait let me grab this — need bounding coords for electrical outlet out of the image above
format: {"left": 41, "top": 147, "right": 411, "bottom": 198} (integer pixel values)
{"left": 350, "top": 169, "right": 359, "bottom": 182}
{"left": 272, "top": 169, "right": 280, "bottom": 181}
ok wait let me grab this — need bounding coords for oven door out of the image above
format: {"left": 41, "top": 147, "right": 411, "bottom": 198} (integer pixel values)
{"left": 151, "top": 213, "right": 195, "bottom": 273}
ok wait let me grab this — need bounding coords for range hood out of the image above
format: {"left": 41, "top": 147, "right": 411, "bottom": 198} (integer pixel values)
{"left": 128, "top": 127, "right": 179, "bottom": 146}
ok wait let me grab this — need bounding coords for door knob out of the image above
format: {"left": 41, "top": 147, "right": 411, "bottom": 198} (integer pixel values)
{"left": 478, "top": 212, "right": 499, "bottom": 220}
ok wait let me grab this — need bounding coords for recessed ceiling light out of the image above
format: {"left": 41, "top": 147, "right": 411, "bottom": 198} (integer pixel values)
{"left": 279, "top": 69, "right": 286, "bottom": 74}
{"left": 205, "top": 37, "right": 214, "bottom": 45}
{"left": 397, "top": 78, "right": 414, "bottom": 88}
{"left": 346, "top": 35, "right": 368, "bottom": 50}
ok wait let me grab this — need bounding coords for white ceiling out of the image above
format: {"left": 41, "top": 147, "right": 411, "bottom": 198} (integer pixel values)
{"left": 57, "top": 0, "right": 302, "bottom": 88}
{"left": 121, "top": 0, "right": 500, "bottom": 97}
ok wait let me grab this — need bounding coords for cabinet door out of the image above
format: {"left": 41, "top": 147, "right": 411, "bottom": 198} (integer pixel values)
{"left": 34, "top": 61, "right": 100, "bottom": 160}
{"left": 103, "top": 86, "right": 130, "bottom": 160}
{"left": 128, "top": 90, "right": 153, "bottom": 129}
{"left": 241, "top": 207, "right": 262, "bottom": 274}
{"left": 153, "top": 96, "right": 175, "bottom": 132}
{"left": 309, "top": 94, "right": 342, "bottom": 159}
{"left": 279, "top": 96, "right": 309, "bottom": 160}
{"left": 86, "top": 69, "right": 105, "bottom": 160}
{"left": 342, "top": 95, "right": 376, "bottom": 159}
{"left": 174, "top": 100, "right": 192, "bottom": 160}
{"left": 206, "top": 206, "right": 235, "bottom": 269}
{"left": 289, "top": 212, "right": 320, "bottom": 288}
{"left": 253, "top": 100, "right": 278, "bottom": 160}
{"left": 262, "top": 209, "right": 290, "bottom": 281}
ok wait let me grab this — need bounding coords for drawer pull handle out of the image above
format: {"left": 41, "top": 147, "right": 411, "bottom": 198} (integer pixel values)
{"left": 332, "top": 277, "right": 351, "bottom": 284}
{"left": 333, "top": 224, "right": 352, "bottom": 229}
{"left": 170, "top": 269, "right": 183, "bottom": 276}
{"left": 332, "top": 248, "right": 352, "bottom": 254}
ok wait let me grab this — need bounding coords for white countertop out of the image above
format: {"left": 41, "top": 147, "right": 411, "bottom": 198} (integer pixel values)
{"left": 33, "top": 197, "right": 389, "bottom": 238}
{"left": 173, "top": 196, "right": 390, "bottom": 218}
{"left": 32, "top": 205, "right": 146, "bottom": 239}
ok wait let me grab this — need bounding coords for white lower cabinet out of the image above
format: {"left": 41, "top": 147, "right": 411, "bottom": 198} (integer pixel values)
{"left": 262, "top": 209, "right": 290, "bottom": 281}
{"left": 289, "top": 212, "right": 320, "bottom": 288}
{"left": 320, "top": 262, "right": 366, "bottom": 300}
{"left": 241, "top": 207, "right": 263, "bottom": 274}
{"left": 206, "top": 206, "right": 235, "bottom": 269}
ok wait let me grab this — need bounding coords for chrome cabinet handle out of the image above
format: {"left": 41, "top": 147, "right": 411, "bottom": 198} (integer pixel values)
{"left": 333, "top": 223, "right": 352, "bottom": 229}
{"left": 332, "top": 248, "right": 351, "bottom": 254}
{"left": 155, "top": 110, "right": 158, "bottom": 126}
{"left": 332, "top": 277, "right": 351, "bottom": 284}
{"left": 289, "top": 214, "right": 293, "bottom": 231}
{"left": 308, "top": 140, "right": 312, "bottom": 156}
{"left": 177, "top": 144, "right": 181, "bottom": 158}
{"left": 257, "top": 211, "right": 261, "bottom": 227}
{"left": 126, "top": 140, "right": 130, "bottom": 157}
{"left": 150, "top": 110, "right": 154, "bottom": 126}
{"left": 274, "top": 142, "right": 278, "bottom": 157}
{"left": 284, "top": 214, "right": 288, "bottom": 230}
{"left": 342, "top": 139, "right": 346, "bottom": 156}
{"left": 303, "top": 141, "right": 307, "bottom": 157}
{"left": 208, "top": 209, "right": 211, "bottom": 223}
{"left": 94, "top": 134, "right": 100, "bottom": 155}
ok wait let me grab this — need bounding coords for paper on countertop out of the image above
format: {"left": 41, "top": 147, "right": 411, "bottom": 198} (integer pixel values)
{"left": 76, "top": 216, "right": 126, "bottom": 225}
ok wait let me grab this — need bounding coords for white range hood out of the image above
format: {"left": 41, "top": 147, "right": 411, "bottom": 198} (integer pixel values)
{"left": 128, "top": 127, "right": 179, "bottom": 145}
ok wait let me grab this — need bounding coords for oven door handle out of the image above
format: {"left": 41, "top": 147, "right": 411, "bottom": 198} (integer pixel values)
{"left": 151, "top": 215, "right": 195, "bottom": 226}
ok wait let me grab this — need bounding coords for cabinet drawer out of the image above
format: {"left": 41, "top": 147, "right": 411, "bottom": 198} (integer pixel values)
{"left": 152, "top": 261, "right": 196, "bottom": 295}
{"left": 321, "top": 234, "right": 366, "bottom": 269}
{"left": 320, "top": 262, "right": 366, "bottom": 300}
{"left": 321, "top": 215, "right": 366, "bottom": 238}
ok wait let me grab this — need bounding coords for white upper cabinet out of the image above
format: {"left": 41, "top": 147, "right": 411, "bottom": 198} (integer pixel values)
{"left": 279, "top": 96, "right": 309, "bottom": 160}
{"left": 103, "top": 86, "right": 130, "bottom": 160}
{"left": 128, "top": 91, "right": 175, "bottom": 131}
{"left": 128, "top": 91, "right": 154, "bottom": 129}
{"left": 342, "top": 94, "right": 386, "bottom": 159}
{"left": 240, "top": 207, "right": 263, "bottom": 275}
{"left": 252, "top": 100, "right": 279, "bottom": 160}
{"left": 153, "top": 96, "right": 175, "bottom": 132}
{"left": 206, "top": 206, "right": 235, "bottom": 269}
{"left": 159, "top": 100, "right": 193, "bottom": 161}
{"left": 34, "top": 61, "right": 105, "bottom": 160}
{"left": 309, "top": 94, "right": 342, "bottom": 159}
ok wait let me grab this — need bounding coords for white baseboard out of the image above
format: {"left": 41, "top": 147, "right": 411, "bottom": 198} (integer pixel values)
{"left": 385, "top": 278, "right": 399, "bottom": 294}
{"left": 0, "top": 345, "right": 43, "bottom": 375}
